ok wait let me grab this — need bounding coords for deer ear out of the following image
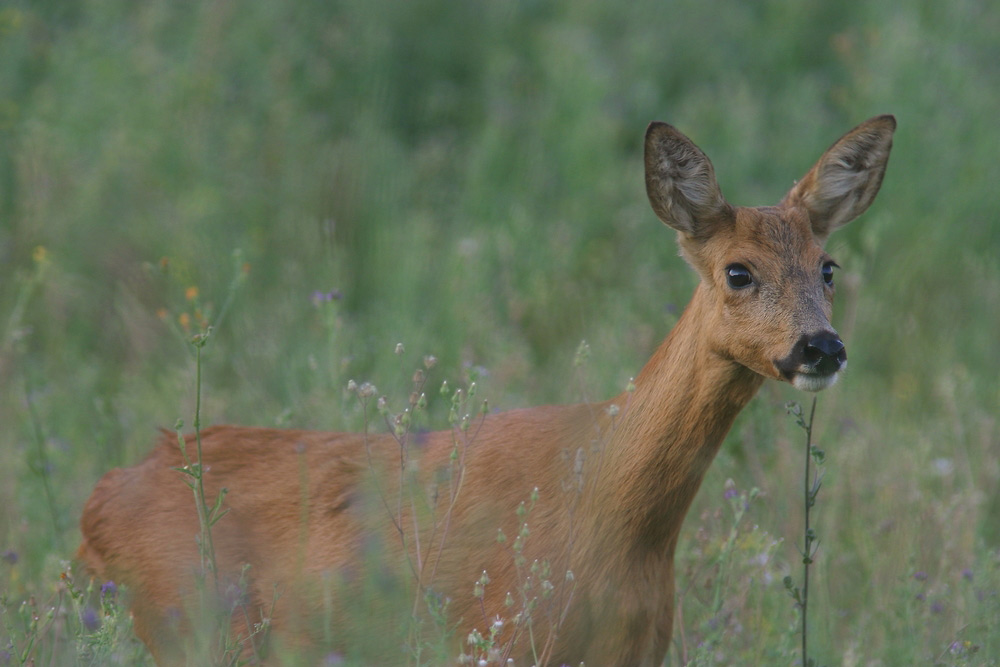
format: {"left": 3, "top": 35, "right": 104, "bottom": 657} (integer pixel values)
{"left": 783, "top": 114, "right": 896, "bottom": 240}
{"left": 644, "top": 122, "right": 731, "bottom": 240}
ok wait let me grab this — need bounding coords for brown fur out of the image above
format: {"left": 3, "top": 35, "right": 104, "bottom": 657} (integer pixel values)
{"left": 77, "top": 116, "right": 894, "bottom": 666}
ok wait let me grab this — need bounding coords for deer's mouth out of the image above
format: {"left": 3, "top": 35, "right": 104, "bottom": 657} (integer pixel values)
{"left": 788, "top": 368, "right": 843, "bottom": 392}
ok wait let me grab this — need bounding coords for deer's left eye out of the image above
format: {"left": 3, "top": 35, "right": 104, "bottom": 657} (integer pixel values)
{"left": 821, "top": 262, "right": 837, "bottom": 286}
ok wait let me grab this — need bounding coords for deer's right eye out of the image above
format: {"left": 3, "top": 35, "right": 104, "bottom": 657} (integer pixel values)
{"left": 725, "top": 264, "right": 753, "bottom": 289}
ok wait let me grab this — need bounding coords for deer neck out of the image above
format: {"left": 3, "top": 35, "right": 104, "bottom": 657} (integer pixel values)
{"left": 594, "top": 283, "right": 764, "bottom": 553}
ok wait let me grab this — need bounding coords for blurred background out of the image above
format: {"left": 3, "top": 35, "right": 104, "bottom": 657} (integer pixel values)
{"left": 1, "top": 0, "right": 998, "bottom": 663}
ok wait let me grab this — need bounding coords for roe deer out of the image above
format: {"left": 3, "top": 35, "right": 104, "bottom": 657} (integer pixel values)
{"left": 77, "top": 115, "right": 895, "bottom": 666}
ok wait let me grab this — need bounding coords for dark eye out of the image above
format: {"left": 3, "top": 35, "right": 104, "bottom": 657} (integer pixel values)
{"left": 726, "top": 264, "right": 753, "bottom": 289}
{"left": 822, "top": 262, "right": 838, "bottom": 286}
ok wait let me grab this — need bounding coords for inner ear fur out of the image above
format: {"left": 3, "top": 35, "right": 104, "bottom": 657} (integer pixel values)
{"left": 782, "top": 114, "right": 896, "bottom": 240}
{"left": 644, "top": 122, "right": 732, "bottom": 241}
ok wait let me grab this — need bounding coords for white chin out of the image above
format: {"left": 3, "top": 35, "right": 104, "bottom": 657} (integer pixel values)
{"left": 792, "top": 372, "right": 840, "bottom": 392}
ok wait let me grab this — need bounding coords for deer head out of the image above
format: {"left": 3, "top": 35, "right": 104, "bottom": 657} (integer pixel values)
{"left": 644, "top": 115, "right": 895, "bottom": 391}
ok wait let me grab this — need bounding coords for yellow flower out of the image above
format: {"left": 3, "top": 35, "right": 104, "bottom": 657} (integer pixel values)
{"left": 32, "top": 245, "right": 48, "bottom": 264}
{"left": 0, "top": 8, "right": 23, "bottom": 34}
{"left": 185, "top": 286, "right": 199, "bottom": 301}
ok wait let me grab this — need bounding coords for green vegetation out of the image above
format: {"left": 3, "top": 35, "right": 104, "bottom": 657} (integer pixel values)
{"left": 2, "top": 0, "right": 999, "bottom": 663}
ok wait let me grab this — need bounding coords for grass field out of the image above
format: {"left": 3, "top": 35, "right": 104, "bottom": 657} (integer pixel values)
{"left": 2, "top": 0, "right": 999, "bottom": 664}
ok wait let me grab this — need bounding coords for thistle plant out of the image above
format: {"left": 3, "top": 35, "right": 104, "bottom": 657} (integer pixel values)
{"left": 784, "top": 397, "right": 824, "bottom": 667}
{"left": 173, "top": 328, "right": 226, "bottom": 587}
{"left": 351, "top": 349, "right": 495, "bottom": 665}
{"left": 167, "top": 252, "right": 263, "bottom": 664}
{"left": 5, "top": 247, "right": 62, "bottom": 552}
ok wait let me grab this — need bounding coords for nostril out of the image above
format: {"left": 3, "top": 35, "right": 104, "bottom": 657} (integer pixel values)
{"left": 804, "top": 334, "right": 846, "bottom": 374}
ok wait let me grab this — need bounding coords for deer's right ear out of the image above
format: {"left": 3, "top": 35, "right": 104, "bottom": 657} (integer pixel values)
{"left": 644, "top": 122, "right": 731, "bottom": 240}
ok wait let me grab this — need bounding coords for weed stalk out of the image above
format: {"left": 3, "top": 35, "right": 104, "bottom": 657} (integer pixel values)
{"left": 784, "top": 396, "right": 824, "bottom": 667}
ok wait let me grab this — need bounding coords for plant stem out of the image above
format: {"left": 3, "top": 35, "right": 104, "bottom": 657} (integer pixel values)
{"left": 192, "top": 335, "right": 220, "bottom": 586}
{"left": 801, "top": 395, "right": 817, "bottom": 667}
{"left": 22, "top": 366, "right": 63, "bottom": 551}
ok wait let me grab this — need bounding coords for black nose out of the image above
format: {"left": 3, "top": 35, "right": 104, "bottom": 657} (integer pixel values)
{"left": 804, "top": 332, "right": 846, "bottom": 375}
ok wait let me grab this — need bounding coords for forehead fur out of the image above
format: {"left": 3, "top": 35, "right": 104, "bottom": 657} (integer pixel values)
{"left": 681, "top": 206, "right": 824, "bottom": 279}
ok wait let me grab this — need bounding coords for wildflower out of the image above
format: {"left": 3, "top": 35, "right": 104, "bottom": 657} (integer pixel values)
{"left": 81, "top": 606, "right": 101, "bottom": 632}
{"left": 950, "top": 640, "right": 978, "bottom": 655}
{"left": 931, "top": 458, "right": 954, "bottom": 476}
{"left": 930, "top": 600, "right": 944, "bottom": 614}
{"left": 100, "top": 580, "right": 117, "bottom": 600}
{"left": 223, "top": 582, "right": 249, "bottom": 610}
{"left": 310, "top": 289, "right": 343, "bottom": 306}
{"left": 32, "top": 245, "right": 48, "bottom": 264}
{"left": 1, "top": 549, "right": 16, "bottom": 564}
{"left": 0, "top": 8, "right": 24, "bottom": 33}
{"left": 178, "top": 312, "right": 191, "bottom": 332}
{"left": 185, "top": 286, "right": 199, "bottom": 301}
{"left": 962, "top": 568, "right": 973, "bottom": 581}
{"left": 913, "top": 571, "right": 928, "bottom": 582}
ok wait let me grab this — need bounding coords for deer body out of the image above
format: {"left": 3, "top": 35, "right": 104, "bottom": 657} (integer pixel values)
{"left": 78, "top": 116, "right": 894, "bottom": 665}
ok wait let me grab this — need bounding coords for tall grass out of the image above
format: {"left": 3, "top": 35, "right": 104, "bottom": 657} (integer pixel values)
{"left": 2, "top": 0, "right": 1000, "bottom": 664}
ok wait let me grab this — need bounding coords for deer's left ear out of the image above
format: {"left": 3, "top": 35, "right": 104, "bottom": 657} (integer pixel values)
{"left": 782, "top": 115, "right": 896, "bottom": 241}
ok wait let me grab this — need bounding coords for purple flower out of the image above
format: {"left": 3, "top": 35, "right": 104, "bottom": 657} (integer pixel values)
{"left": 930, "top": 600, "right": 944, "bottom": 614}
{"left": 81, "top": 606, "right": 101, "bottom": 632}
{"left": 222, "top": 582, "right": 249, "bottom": 610}
{"left": 101, "top": 580, "right": 117, "bottom": 600}
{"left": 310, "top": 289, "right": 343, "bottom": 306}
{"left": 0, "top": 550, "right": 17, "bottom": 565}
{"left": 723, "top": 488, "right": 739, "bottom": 500}
{"left": 962, "top": 568, "right": 973, "bottom": 581}
{"left": 913, "top": 571, "right": 928, "bottom": 582}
